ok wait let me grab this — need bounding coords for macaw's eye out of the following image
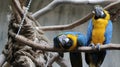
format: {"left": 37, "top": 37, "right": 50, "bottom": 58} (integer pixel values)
{"left": 61, "top": 37, "right": 70, "bottom": 45}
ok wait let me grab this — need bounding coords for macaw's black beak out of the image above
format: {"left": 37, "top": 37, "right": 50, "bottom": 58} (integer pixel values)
{"left": 93, "top": 6, "right": 106, "bottom": 19}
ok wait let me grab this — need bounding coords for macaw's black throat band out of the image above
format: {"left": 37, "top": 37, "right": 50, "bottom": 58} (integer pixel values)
{"left": 94, "top": 13, "right": 106, "bottom": 19}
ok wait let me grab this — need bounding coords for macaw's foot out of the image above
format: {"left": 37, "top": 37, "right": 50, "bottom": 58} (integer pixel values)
{"left": 96, "top": 43, "right": 101, "bottom": 51}
{"left": 89, "top": 43, "right": 95, "bottom": 49}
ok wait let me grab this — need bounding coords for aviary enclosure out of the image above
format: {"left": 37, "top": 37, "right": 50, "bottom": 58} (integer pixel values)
{"left": 0, "top": 0, "right": 120, "bottom": 67}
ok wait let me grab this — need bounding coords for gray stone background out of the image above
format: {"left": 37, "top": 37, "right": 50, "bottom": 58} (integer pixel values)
{"left": 0, "top": 0, "right": 120, "bottom": 67}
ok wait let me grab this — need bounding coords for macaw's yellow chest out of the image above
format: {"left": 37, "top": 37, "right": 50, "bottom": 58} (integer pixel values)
{"left": 91, "top": 19, "right": 108, "bottom": 45}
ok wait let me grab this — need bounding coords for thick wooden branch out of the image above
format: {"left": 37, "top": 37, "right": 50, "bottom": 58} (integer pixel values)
{"left": 35, "top": 0, "right": 120, "bottom": 31}
{"left": 9, "top": 30, "right": 120, "bottom": 53}
{"left": 32, "top": 0, "right": 114, "bottom": 19}
{"left": 0, "top": 54, "right": 6, "bottom": 67}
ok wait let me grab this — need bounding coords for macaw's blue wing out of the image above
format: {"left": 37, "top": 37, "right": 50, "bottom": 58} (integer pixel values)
{"left": 104, "top": 20, "right": 113, "bottom": 44}
{"left": 86, "top": 19, "right": 93, "bottom": 46}
{"left": 70, "top": 52, "right": 82, "bottom": 67}
{"left": 77, "top": 34, "right": 87, "bottom": 46}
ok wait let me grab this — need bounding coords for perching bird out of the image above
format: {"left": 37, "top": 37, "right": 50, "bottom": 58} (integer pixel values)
{"left": 53, "top": 32, "right": 87, "bottom": 67}
{"left": 85, "top": 5, "right": 113, "bottom": 67}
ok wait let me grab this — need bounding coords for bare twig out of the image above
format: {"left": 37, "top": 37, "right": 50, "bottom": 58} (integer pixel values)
{"left": 0, "top": 54, "right": 6, "bottom": 67}
{"left": 46, "top": 53, "right": 59, "bottom": 67}
{"left": 35, "top": 0, "right": 120, "bottom": 31}
{"left": 104, "top": 0, "right": 120, "bottom": 10}
{"left": 32, "top": 0, "right": 60, "bottom": 20}
{"left": 32, "top": 0, "right": 114, "bottom": 19}
{"left": 9, "top": 30, "right": 120, "bottom": 53}
{"left": 55, "top": 56, "right": 69, "bottom": 67}
{"left": 46, "top": 53, "right": 69, "bottom": 67}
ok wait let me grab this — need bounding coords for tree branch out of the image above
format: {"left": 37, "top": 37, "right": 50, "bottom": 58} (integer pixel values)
{"left": 55, "top": 55, "right": 69, "bottom": 67}
{"left": 46, "top": 53, "right": 59, "bottom": 67}
{"left": 9, "top": 30, "right": 120, "bottom": 53}
{"left": 46, "top": 53, "right": 69, "bottom": 67}
{"left": 32, "top": 0, "right": 60, "bottom": 20}
{"left": 35, "top": 0, "right": 120, "bottom": 31}
{"left": 36, "top": 13, "right": 93, "bottom": 31}
{"left": 32, "top": 0, "right": 114, "bottom": 20}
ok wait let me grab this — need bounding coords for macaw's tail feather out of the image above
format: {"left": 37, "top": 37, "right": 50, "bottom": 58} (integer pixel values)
{"left": 85, "top": 51, "right": 106, "bottom": 67}
{"left": 70, "top": 52, "right": 82, "bottom": 67}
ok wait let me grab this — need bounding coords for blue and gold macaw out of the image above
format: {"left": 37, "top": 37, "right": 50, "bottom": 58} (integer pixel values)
{"left": 85, "top": 6, "right": 113, "bottom": 67}
{"left": 53, "top": 32, "right": 87, "bottom": 67}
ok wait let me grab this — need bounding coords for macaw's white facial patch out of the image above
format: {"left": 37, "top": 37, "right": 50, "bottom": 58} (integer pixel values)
{"left": 58, "top": 34, "right": 66, "bottom": 43}
{"left": 58, "top": 34, "right": 69, "bottom": 45}
{"left": 64, "top": 38, "right": 69, "bottom": 43}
